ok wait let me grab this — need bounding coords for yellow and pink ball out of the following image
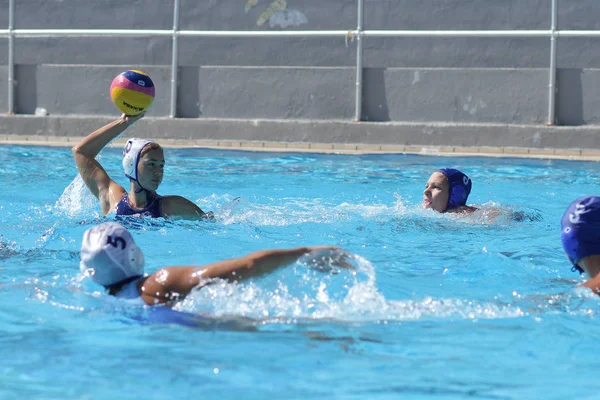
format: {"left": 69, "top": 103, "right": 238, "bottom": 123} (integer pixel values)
{"left": 110, "top": 70, "right": 155, "bottom": 116}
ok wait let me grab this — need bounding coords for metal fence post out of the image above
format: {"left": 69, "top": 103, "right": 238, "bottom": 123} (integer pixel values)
{"left": 354, "top": 0, "right": 364, "bottom": 121}
{"left": 8, "top": 0, "right": 15, "bottom": 114}
{"left": 547, "top": 0, "right": 558, "bottom": 125}
{"left": 169, "top": 0, "right": 180, "bottom": 119}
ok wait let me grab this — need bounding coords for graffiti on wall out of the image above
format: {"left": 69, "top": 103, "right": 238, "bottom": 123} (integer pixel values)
{"left": 245, "top": 0, "right": 308, "bottom": 28}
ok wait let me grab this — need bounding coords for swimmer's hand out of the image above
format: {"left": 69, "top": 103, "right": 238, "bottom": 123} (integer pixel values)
{"left": 303, "top": 247, "right": 355, "bottom": 273}
{"left": 202, "top": 211, "right": 216, "bottom": 222}
{"left": 120, "top": 112, "right": 145, "bottom": 126}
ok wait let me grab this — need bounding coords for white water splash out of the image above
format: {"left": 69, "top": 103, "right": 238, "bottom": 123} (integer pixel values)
{"left": 54, "top": 175, "right": 100, "bottom": 219}
{"left": 209, "top": 195, "right": 399, "bottom": 226}
{"left": 173, "top": 253, "right": 525, "bottom": 322}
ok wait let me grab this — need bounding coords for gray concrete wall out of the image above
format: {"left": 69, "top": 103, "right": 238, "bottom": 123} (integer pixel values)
{"left": 6, "top": 64, "right": 599, "bottom": 126}
{"left": 362, "top": 68, "right": 549, "bottom": 124}
{"left": 2, "top": 0, "right": 600, "bottom": 146}
{"left": 0, "top": 65, "right": 7, "bottom": 112}
{"left": 2, "top": 0, "right": 600, "bottom": 68}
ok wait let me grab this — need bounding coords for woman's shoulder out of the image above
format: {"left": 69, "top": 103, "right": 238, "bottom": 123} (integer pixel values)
{"left": 448, "top": 205, "right": 478, "bottom": 215}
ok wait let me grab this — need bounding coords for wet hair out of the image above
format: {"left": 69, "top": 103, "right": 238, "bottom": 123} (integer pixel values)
{"left": 139, "top": 142, "right": 162, "bottom": 158}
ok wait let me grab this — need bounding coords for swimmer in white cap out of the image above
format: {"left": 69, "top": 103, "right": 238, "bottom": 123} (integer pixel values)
{"left": 80, "top": 222, "right": 351, "bottom": 306}
{"left": 72, "top": 113, "right": 211, "bottom": 220}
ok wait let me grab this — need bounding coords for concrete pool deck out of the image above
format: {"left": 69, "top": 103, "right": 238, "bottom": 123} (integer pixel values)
{"left": 2, "top": 115, "right": 600, "bottom": 161}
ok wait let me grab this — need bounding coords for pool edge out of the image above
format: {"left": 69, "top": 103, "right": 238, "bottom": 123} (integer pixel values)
{"left": 2, "top": 115, "right": 600, "bottom": 161}
{"left": 1, "top": 135, "right": 599, "bottom": 161}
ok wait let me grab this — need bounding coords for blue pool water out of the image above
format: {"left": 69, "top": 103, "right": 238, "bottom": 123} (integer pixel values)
{"left": 1, "top": 144, "right": 600, "bottom": 399}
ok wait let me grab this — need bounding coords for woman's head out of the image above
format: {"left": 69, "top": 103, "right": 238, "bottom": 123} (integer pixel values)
{"left": 123, "top": 139, "right": 164, "bottom": 191}
{"left": 561, "top": 195, "right": 600, "bottom": 276}
{"left": 423, "top": 168, "right": 472, "bottom": 212}
{"left": 79, "top": 222, "right": 145, "bottom": 289}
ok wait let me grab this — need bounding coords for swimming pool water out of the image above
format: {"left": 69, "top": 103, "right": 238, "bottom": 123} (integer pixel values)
{"left": 1, "top": 144, "right": 600, "bottom": 399}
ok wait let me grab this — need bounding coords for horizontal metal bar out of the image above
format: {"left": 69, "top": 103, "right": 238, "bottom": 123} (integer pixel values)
{"left": 361, "top": 30, "right": 552, "bottom": 38}
{"left": 0, "top": 29, "right": 351, "bottom": 38}
{"left": 0, "top": 28, "right": 600, "bottom": 39}
{"left": 7, "top": 29, "right": 175, "bottom": 37}
{"left": 177, "top": 30, "right": 351, "bottom": 37}
{"left": 556, "top": 30, "right": 600, "bottom": 38}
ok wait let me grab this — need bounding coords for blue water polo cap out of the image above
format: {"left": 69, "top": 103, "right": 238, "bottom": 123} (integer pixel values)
{"left": 438, "top": 168, "right": 472, "bottom": 210}
{"left": 561, "top": 195, "right": 600, "bottom": 274}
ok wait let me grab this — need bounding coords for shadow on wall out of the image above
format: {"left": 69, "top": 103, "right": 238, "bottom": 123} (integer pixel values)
{"left": 177, "top": 66, "right": 200, "bottom": 118}
{"left": 361, "top": 68, "right": 390, "bottom": 122}
{"left": 15, "top": 65, "right": 37, "bottom": 115}
{"left": 556, "top": 68, "right": 583, "bottom": 126}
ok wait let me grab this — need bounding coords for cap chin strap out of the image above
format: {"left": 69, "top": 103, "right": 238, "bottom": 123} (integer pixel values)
{"left": 105, "top": 274, "right": 143, "bottom": 294}
{"left": 572, "top": 264, "right": 584, "bottom": 274}
{"left": 125, "top": 174, "right": 148, "bottom": 194}
{"left": 133, "top": 184, "right": 147, "bottom": 194}
{"left": 127, "top": 177, "right": 156, "bottom": 206}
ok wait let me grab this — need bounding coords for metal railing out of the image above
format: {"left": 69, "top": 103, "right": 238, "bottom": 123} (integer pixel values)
{"left": 2, "top": 0, "right": 600, "bottom": 124}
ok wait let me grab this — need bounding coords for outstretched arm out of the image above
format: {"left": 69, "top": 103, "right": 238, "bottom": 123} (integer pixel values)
{"left": 71, "top": 114, "right": 142, "bottom": 214}
{"left": 139, "top": 246, "right": 341, "bottom": 305}
{"left": 581, "top": 276, "right": 600, "bottom": 295}
{"left": 197, "top": 247, "right": 319, "bottom": 281}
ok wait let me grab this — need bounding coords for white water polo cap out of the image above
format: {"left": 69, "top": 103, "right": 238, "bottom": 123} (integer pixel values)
{"left": 80, "top": 222, "right": 145, "bottom": 288}
{"left": 123, "top": 138, "right": 153, "bottom": 182}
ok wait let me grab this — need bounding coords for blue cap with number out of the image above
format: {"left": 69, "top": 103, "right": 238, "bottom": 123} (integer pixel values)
{"left": 561, "top": 195, "right": 600, "bottom": 274}
{"left": 80, "top": 222, "right": 145, "bottom": 288}
{"left": 438, "top": 168, "right": 472, "bottom": 210}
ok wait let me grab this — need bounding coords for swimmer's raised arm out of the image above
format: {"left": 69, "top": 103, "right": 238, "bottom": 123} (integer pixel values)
{"left": 139, "top": 246, "right": 342, "bottom": 304}
{"left": 71, "top": 113, "right": 143, "bottom": 214}
{"left": 74, "top": 113, "right": 143, "bottom": 160}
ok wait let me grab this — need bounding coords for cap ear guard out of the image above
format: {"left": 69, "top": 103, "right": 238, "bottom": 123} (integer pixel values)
{"left": 122, "top": 138, "right": 153, "bottom": 183}
{"left": 437, "top": 168, "right": 472, "bottom": 210}
{"left": 561, "top": 226, "right": 584, "bottom": 274}
{"left": 449, "top": 185, "right": 467, "bottom": 208}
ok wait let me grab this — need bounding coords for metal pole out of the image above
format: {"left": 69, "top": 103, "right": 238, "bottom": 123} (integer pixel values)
{"left": 6, "top": 29, "right": 350, "bottom": 38}
{"left": 6, "top": 29, "right": 587, "bottom": 39}
{"left": 169, "top": 0, "right": 180, "bottom": 119}
{"left": 547, "top": 0, "right": 558, "bottom": 125}
{"left": 360, "top": 30, "right": 551, "bottom": 38}
{"left": 8, "top": 0, "right": 15, "bottom": 114}
{"left": 354, "top": 0, "right": 364, "bottom": 122}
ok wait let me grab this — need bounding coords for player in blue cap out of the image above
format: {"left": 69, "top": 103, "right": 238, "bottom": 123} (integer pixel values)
{"left": 72, "top": 113, "right": 212, "bottom": 220}
{"left": 423, "top": 168, "right": 478, "bottom": 214}
{"left": 561, "top": 195, "right": 600, "bottom": 293}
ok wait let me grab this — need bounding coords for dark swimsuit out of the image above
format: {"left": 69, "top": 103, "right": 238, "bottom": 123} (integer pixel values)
{"left": 115, "top": 193, "right": 163, "bottom": 218}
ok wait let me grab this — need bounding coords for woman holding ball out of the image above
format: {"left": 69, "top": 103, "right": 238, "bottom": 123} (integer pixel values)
{"left": 72, "top": 113, "right": 211, "bottom": 220}
{"left": 72, "top": 71, "right": 211, "bottom": 220}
